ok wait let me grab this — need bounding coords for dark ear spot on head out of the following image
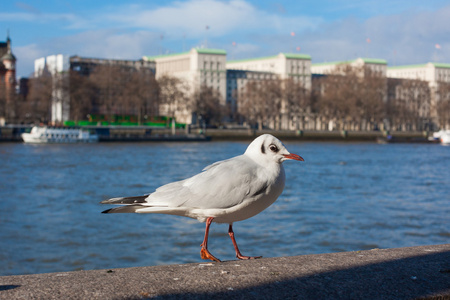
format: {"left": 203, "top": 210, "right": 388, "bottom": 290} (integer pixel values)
{"left": 261, "top": 143, "right": 265, "bottom": 154}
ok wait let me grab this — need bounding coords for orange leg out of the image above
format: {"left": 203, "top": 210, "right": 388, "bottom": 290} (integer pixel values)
{"left": 228, "top": 224, "right": 262, "bottom": 260}
{"left": 200, "top": 217, "right": 221, "bottom": 262}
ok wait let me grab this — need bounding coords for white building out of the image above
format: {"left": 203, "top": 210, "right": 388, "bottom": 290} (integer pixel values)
{"left": 226, "top": 69, "right": 279, "bottom": 118}
{"left": 34, "top": 54, "right": 70, "bottom": 76}
{"left": 387, "top": 62, "right": 450, "bottom": 86}
{"left": 226, "top": 53, "right": 312, "bottom": 130}
{"left": 226, "top": 53, "right": 312, "bottom": 89}
{"left": 387, "top": 62, "right": 450, "bottom": 129}
{"left": 34, "top": 54, "right": 70, "bottom": 124}
{"left": 144, "top": 48, "right": 227, "bottom": 124}
{"left": 311, "top": 58, "right": 387, "bottom": 76}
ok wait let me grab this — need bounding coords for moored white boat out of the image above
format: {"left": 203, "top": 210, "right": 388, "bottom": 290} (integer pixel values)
{"left": 21, "top": 126, "right": 99, "bottom": 144}
{"left": 431, "top": 130, "right": 450, "bottom": 145}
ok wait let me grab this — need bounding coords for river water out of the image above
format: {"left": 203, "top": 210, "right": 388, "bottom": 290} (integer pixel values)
{"left": 0, "top": 140, "right": 449, "bottom": 275}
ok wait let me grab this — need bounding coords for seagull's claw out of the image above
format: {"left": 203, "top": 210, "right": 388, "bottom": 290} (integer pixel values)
{"left": 200, "top": 247, "right": 221, "bottom": 262}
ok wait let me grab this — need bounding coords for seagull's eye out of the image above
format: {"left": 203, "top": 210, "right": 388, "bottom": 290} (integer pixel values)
{"left": 269, "top": 144, "right": 279, "bottom": 153}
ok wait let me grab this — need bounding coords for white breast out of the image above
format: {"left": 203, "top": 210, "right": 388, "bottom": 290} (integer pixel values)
{"left": 190, "top": 165, "right": 286, "bottom": 224}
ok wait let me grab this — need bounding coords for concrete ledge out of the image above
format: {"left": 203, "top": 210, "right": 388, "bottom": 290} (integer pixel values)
{"left": 1, "top": 244, "right": 449, "bottom": 299}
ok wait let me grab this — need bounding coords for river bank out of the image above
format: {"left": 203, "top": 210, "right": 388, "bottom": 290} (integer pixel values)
{"left": 0, "top": 125, "right": 434, "bottom": 143}
{"left": 1, "top": 244, "right": 449, "bottom": 299}
{"left": 198, "top": 128, "right": 432, "bottom": 143}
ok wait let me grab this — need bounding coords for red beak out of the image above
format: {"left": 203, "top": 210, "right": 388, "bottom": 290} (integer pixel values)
{"left": 283, "top": 153, "right": 304, "bottom": 161}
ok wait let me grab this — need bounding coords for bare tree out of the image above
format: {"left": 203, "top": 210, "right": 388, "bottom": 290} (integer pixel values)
{"left": 239, "top": 78, "right": 314, "bottom": 130}
{"left": 69, "top": 70, "right": 95, "bottom": 122}
{"left": 238, "top": 80, "right": 280, "bottom": 130}
{"left": 89, "top": 65, "right": 130, "bottom": 117}
{"left": 263, "top": 79, "right": 283, "bottom": 129}
{"left": 191, "top": 84, "right": 226, "bottom": 126}
{"left": 357, "top": 68, "right": 386, "bottom": 130}
{"left": 26, "top": 72, "right": 53, "bottom": 124}
{"left": 387, "top": 79, "right": 430, "bottom": 131}
{"left": 315, "top": 65, "right": 357, "bottom": 130}
{"left": 314, "top": 65, "right": 386, "bottom": 131}
{"left": 386, "top": 78, "right": 403, "bottom": 130}
{"left": 284, "top": 78, "right": 310, "bottom": 130}
{"left": 158, "top": 75, "right": 189, "bottom": 124}
{"left": 128, "top": 70, "right": 159, "bottom": 124}
{"left": 84, "top": 66, "right": 160, "bottom": 123}
{"left": 436, "top": 81, "right": 450, "bottom": 130}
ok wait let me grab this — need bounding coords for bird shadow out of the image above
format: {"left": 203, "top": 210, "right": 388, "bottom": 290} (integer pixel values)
{"left": 0, "top": 285, "right": 20, "bottom": 291}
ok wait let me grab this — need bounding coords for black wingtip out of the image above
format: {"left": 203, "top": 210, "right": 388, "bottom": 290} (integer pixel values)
{"left": 102, "top": 208, "right": 113, "bottom": 214}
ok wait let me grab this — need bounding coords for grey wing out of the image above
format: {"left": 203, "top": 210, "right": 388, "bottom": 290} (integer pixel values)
{"left": 144, "top": 156, "right": 268, "bottom": 209}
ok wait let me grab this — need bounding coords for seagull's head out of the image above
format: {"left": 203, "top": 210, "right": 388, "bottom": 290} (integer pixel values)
{"left": 245, "top": 134, "right": 304, "bottom": 165}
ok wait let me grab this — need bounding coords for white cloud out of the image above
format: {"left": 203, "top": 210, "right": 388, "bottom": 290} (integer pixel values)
{"left": 225, "top": 42, "right": 261, "bottom": 60}
{"left": 14, "top": 43, "right": 46, "bottom": 77}
{"left": 298, "top": 4, "right": 450, "bottom": 65}
{"left": 13, "top": 30, "right": 163, "bottom": 77}
{"left": 98, "top": 0, "right": 322, "bottom": 38}
{"left": 49, "top": 30, "right": 163, "bottom": 59}
{"left": 9, "top": 0, "right": 450, "bottom": 77}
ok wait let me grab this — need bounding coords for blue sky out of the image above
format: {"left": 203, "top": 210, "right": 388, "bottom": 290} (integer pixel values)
{"left": 1, "top": 0, "right": 449, "bottom": 78}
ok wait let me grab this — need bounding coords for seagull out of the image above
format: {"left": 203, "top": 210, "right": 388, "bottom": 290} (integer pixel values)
{"left": 101, "top": 134, "right": 304, "bottom": 262}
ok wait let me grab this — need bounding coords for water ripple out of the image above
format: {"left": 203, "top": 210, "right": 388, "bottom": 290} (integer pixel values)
{"left": 0, "top": 141, "right": 449, "bottom": 275}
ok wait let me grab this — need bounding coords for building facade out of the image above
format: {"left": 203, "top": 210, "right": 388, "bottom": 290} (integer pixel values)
{"left": 226, "top": 53, "right": 312, "bottom": 129}
{"left": 0, "top": 34, "right": 17, "bottom": 124}
{"left": 70, "top": 55, "right": 155, "bottom": 76}
{"left": 387, "top": 63, "right": 450, "bottom": 129}
{"left": 311, "top": 58, "right": 387, "bottom": 76}
{"left": 34, "top": 54, "right": 70, "bottom": 124}
{"left": 34, "top": 55, "right": 156, "bottom": 124}
{"left": 226, "top": 69, "right": 279, "bottom": 118}
{"left": 28, "top": 48, "right": 449, "bottom": 130}
{"left": 144, "top": 48, "right": 227, "bottom": 124}
{"left": 227, "top": 53, "right": 312, "bottom": 87}
{"left": 387, "top": 63, "right": 450, "bottom": 83}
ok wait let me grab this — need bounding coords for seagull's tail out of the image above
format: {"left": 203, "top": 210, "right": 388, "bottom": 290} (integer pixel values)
{"left": 100, "top": 195, "right": 148, "bottom": 205}
{"left": 100, "top": 195, "right": 148, "bottom": 214}
{"left": 102, "top": 205, "right": 144, "bottom": 214}
{"left": 102, "top": 204, "right": 187, "bottom": 215}
{"left": 100, "top": 195, "right": 187, "bottom": 215}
